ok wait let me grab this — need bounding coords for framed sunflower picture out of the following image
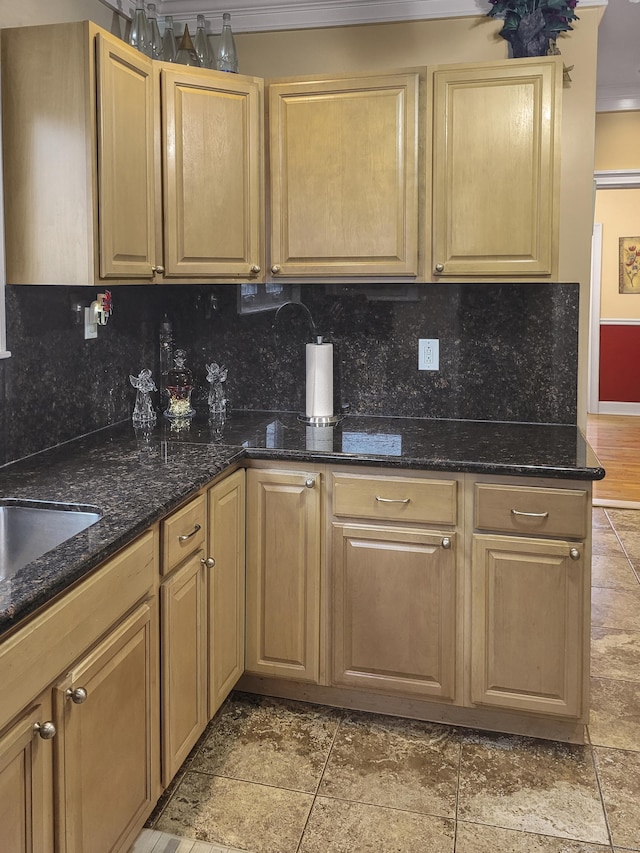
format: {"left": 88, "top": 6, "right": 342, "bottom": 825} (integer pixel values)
{"left": 619, "top": 237, "right": 640, "bottom": 293}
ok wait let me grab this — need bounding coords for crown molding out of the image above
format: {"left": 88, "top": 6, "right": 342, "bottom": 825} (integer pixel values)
{"left": 111, "top": 0, "right": 607, "bottom": 33}
{"left": 594, "top": 170, "right": 640, "bottom": 189}
{"left": 104, "top": 0, "right": 623, "bottom": 108}
{"left": 596, "top": 84, "right": 640, "bottom": 113}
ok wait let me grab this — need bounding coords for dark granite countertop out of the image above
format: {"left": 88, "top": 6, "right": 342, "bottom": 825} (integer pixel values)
{"left": 0, "top": 412, "right": 604, "bottom": 637}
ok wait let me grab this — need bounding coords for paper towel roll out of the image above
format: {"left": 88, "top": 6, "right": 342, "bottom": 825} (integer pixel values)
{"left": 305, "top": 342, "right": 333, "bottom": 418}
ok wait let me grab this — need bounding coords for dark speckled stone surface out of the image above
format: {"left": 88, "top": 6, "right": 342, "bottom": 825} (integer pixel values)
{"left": 0, "top": 413, "right": 603, "bottom": 637}
{"left": 0, "top": 281, "right": 579, "bottom": 466}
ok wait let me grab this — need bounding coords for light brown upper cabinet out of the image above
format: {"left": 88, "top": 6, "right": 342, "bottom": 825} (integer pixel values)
{"left": 268, "top": 72, "right": 419, "bottom": 279}
{"left": 160, "top": 67, "right": 263, "bottom": 281}
{"left": 428, "top": 57, "right": 561, "bottom": 280}
{"left": 1, "top": 21, "right": 264, "bottom": 285}
{"left": 1, "top": 23, "right": 156, "bottom": 285}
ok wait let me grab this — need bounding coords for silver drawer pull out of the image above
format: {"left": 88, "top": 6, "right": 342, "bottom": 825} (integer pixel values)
{"left": 178, "top": 523, "right": 201, "bottom": 542}
{"left": 570, "top": 548, "right": 580, "bottom": 561}
{"left": 510, "top": 509, "right": 549, "bottom": 519}
{"left": 376, "top": 496, "right": 411, "bottom": 504}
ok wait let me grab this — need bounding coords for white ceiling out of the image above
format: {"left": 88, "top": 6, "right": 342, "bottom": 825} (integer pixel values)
{"left": 109, "top": 0, "right": 639, "bottom": 111}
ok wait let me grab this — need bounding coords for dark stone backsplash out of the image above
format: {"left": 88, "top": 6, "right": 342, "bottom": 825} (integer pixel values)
{"left": 0, "top": 281, "right": 579, "bottom": 466}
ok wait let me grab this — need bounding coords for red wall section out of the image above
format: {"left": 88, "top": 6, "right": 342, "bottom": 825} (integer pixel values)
{"left": 600, "top": 324, "right": 640, "bottom": 402}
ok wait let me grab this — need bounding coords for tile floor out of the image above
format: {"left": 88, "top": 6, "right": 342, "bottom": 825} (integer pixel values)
{"left": 141, "top": 507, "right": 640, "bottom": 853}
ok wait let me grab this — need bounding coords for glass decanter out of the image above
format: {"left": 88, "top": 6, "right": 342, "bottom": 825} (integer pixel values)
{"left": 164, "top": 349, "right": 196, "bottom": 420}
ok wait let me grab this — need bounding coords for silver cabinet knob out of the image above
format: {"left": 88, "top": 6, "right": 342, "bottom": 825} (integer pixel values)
{"left": 569, "top": 548, "right": 580, "bottom": 561}
{"left": 435, "top": 263, "right": 444, "bottom": 273}
{"left": 271, "top": 265, "right": 281, "bottom": 274}
{"left": 250, "top": 264, "right": 261, "bottom": 274}
{"left": 305, "top": 478, "right": 315, "bottom": 488}
{"left": 152, "top": 265, "right": 165, "bottom": 275}
{"left": 200, "top": 556, "right": 216, "bottom": 569}
{"left": 441, "top": 537, "right": 452, "bottom": 549}
{"left": 34, "top": 721, "right": 56, "bottom": 739}
{"left": 66, "top": 687, "right": 88, "bottom": 704}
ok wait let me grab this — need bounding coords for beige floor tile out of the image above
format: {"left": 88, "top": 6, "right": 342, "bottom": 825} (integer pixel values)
{"left": 592, "top": 508, "right": 613, "bottom": 530}
{"left": 190, "top": 693, "right": 340, "bottom": 793}
{"left": 589, "top": 678, "right": 640, "bottom": 751}
{"left": 155, "top": 772, "right": 312, "bottom": 853}
{"left": 591, "top": 627, "right": 640, "bottom": 681}
{"left": 592, "top": 553, "right": 639, "bottom": 590}
{"left": 616, "top": 534, "right": 640, "bottom": 574}
{"left": 594, "top": 747, "right": 640, "bottom": 851}
{"left": 298, "top": 796, "right": 455, "bottom": 853}
{"left": 455, "top": 821, "right": 612, "bottom": 852}
{"left": 592, "top": 529, "right": 625, "bottom": 558}
{"left": 606, "top": 510, "right": 640, "bottom": 533}
{"left": 457, "top": 734, "right": 609, "bottom": 844}
{"left": 591, "top": 587, "right": 640, "bottom": 630}
{"left": 318, "top": 712, "right": 460, "bottom": 818}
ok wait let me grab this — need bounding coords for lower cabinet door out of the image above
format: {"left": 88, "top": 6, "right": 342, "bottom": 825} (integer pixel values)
{"left": 160, "top": 553, "right": 208, "bottom": 785}
{"left": 332, "top": 523, "right": 457, "bottom": 700}
{"left": 54, "top": 602, "right": 157, "bottom": 853}
{"left": 0, "top": 698, "right": 54, "bottom": 853}
{"left": 208, "top": 470, "right": 246, "bottom": 718}
{"left": 471, "top": 534, "right": 584, "bottom": 717}
{"left": 245, "top": 468, "right": 321, "bottom": 682}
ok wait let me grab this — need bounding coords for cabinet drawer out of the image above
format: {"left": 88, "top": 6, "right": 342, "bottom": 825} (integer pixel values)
{"left": 475, "top": 483, "right": 588, "bottom": 539}
{"left": 162, "top": 494, "right": 206, "bottom": 575}
{"left": 332, "top": 473, "right": 457, "bottom": 525}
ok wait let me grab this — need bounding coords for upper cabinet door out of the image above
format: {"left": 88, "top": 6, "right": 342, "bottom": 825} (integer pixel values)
{"left": 269, "top": 73, "right": 419, "bottom": 278}
{"left": 161, "top": 67, "right": 264, "bottom": 279}
{"left": 430, "top": 57, "right": 561, "bottom": 279}
{"left": 96, "top": 33, "right": 156, "bottom": 279}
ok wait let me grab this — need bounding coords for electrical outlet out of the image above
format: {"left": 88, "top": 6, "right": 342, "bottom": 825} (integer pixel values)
{"left": 418, "top": 338, "right": 439, "bottom": 371}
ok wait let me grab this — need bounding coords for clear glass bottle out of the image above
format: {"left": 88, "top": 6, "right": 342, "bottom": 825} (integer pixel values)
{"left": 159, "top": 315, "right": 174, "bottom": 408}
{"left": 194, "top": 14, "right": 213, "bottom": 69}
{"left": 161, "top": 15, "right": 178, "bottom": 62}
{"left": 175, "top": 24, "right": 200, "bottom": 67}
{"left": 215, "top": 12, "right": 238, "bottom": 73}
{"left": 146, "top": 2, "right": 163, "bottom": 61}
{"left": 128, "top": 0, "right": 151, "bottom": 57}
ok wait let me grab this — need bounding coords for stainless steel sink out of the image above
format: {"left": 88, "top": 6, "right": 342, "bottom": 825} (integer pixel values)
{"left": 0, "top": 499, "right": 102, "bottom": 581}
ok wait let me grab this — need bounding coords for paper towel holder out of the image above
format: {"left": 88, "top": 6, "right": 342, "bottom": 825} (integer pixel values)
{"left": 298, "top": 414, "right": 342, "bottom": 426}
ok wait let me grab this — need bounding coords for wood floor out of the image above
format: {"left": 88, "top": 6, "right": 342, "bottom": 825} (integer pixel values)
{"left": 586, "top": 413, "right": 640, "bottom": 506}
